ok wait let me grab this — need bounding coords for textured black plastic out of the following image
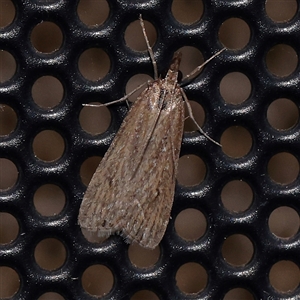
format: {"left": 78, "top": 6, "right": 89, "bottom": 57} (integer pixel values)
{"left": 1, "top": 0, "right": 300, "bottom": 299}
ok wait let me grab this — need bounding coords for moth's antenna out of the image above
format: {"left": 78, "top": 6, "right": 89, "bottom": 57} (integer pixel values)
{"left": 139, "top": 14, "right": 158, "bottom": 80}
{"left": 181, "top": 48, "right": 226, "bottom": 84}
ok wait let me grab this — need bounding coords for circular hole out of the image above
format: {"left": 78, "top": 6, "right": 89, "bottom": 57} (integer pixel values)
{"left": 32, "top": 130, "right": 65, "bottom": 162}
{"left": 125, "top": 19, "right": 157, "bottom": 52}
{"left": 32, "top": 76, "right": 64, "bottom": 109}
{"left": 79, "top": 102, "right": 111, "bottom": 135}
{"left": 177, "top": 46, "right": 204, "bottom": 79}
{"left": 128, "top": 244, "right": 160, "bottom": 268}
{"left": 31, "top": 22, "right": 63, "bottom": 53}
{"left": 0, "top": 105, "right": 17, "bottom": 135}
{"left": 267, "top": 98, "right": 299, "bottom": 131}
{"left": 219, "top": 18, "right": 250, "bottom": 50}
{"left": 33, "top": 184, "right": 66, "bottom": 217}
{"left": 131, "top": 290, "right": 159, "bottom": 300}
{"left": 80, "top": 156, "right": 102, "bottom": 186}
{"left": 221, "top": 126, "right": 252, "bottom": 158}
{"left": 265, "top": 0, "right": 297, "bottom": 23}
{"left": 177, "top": 155, "right": 206, "bottom": 186}
{"left": 221, "top": 180, "right": 253, "bottom": 213}
{"left": 82, "top": 264, "right": 114, "bottom": 297}
{"left": 0, "top": 158, "right": 18, "bottom": 190}
{"left": 0, "top": 50, "right": 16, "bottom": 83}
{"left": 222, "top": 234, "right": 254, "bottom": 266}
{"left": 266, "top": 44, "right": 298, "bottom": 77}
{"left": 0, "top": 0, "right": 15, "bottom": 28}
{"left": 183, "top": 100, "right": 205, "bottom": 132}
{"left": 220, "top": 72, "right": 252, "bottom": 104}
{"left": 0, "top": 266, "right": 20, "bottom": 298}
{"left": 125, "top": 74, "right": 153, "bottom": 102}
{"left": 78, "top": 48, "right": 110, "bottom": 81}
{"left": 171, "top": 0, "right": 203, "bottom": 25}
{"left": 34, "top": 238, "right": 66, "bottom": 270}
{"left": 269, "top": 261, "right": 299, "bottom": 293}
{"left": 77, "top": 0, "right": 109, "bottom": 27}
{"left": 38, "top": 293, "right": 64, "bottom": 300}
{"left": 175, "top": 208, "right": 207, "bottom": 241}
{"left": 269, "top": 206, "right": 299, "bottom": 239}
{"left": 223, "top": 288, "right": 254, "bottom": 300}
{"left": 267, "top": 152, "right": 299, "bottom": 185}
{"left": 176, "top": 262, "right": 208, "bottom": 294}
{"left": 0, "top": 212, "right": 19, "bottom": 244}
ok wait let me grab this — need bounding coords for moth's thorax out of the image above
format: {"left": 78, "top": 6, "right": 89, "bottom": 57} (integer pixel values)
{"left": 145, "top": 78, "right": 182, "bottom": 110}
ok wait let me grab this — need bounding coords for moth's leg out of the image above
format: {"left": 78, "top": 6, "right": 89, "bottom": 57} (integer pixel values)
{"left": 83, "top": 82, "right": 148, "bottom": 107}
{"left": 139, "top": 14, "right": 158, "bottom": 80}
{"left": 181, "top": 48, "right": 225, "bottom": 84}
{"left": 181, "top": 88, "right": 222, "bottom": 147}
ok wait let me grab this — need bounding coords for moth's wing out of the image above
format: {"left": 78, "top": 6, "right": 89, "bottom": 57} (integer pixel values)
{"left": 121, "top": 87, "right": 184, "bottom": 248}
{"left": 78, "top": 82, "right": 165, "bottom": 234}
{"left": 78, "top": 82, "right": 184, "bottom": 249}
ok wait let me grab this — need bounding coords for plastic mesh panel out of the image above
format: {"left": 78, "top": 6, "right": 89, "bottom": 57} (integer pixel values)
{"left": 0, "top": 0, "right": 300, "bottom": 299}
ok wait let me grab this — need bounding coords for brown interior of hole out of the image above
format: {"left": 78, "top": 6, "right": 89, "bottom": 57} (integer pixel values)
{"left": 266, "top": 44, "right": 298, "bottom": 77}
{"left": 268, "top": 206, "right": 299, "bottom": 239}
{"left": 79, "top": 103, "right": 111, "bottom": 135}
{"left": 223, "top": 288, "right": 254, "bottom": 300}
{"left": 131, "top": 290, "right": 159, "bottom": 300}
{"left": 38, "top": 292, "right": 65, "bottom": 300}
{"left": 125, "top": 19, "right": 157, "bottom": 52}
{"left": 31, "top": 22, "right": 63, "bottom": 54}
{"left": 265, "top": 0, "right": 297, "bottom": 22}
{"left": 0, "top": 51, "right": 16, "bottom": 83}
{"left": 78, "top": 48, "right": 110, "bottom": 81}
{"left": 81, "top": 264, "right": 114, "bottom": 296}
{"left": 0, "top": 105, "right": 17, "bottom": 136}
{"left": 77, "top": 0, "right": 109, "bottom": 27}
{"left": 267, "top": 98, "right": 299, "bottom": 131}
{"left": 33, "top": 184, "right": 66, "bottom": 217}
{"left": 174, "top": 208, "right": 207, "bottom": 241}
{"left": 0, "top": 0, "right": 15, "bottom": 28}
{"left": 221, "top": 180, "right": 253, "bottom": 213}
{"left": 31, "top": 76, "right": 63, "bottom": 109}
{"left": 32, "top": 130, "right": 65, "bottom": 162}
{"left": 219, "top": 18, "right": 250, "bottom": 50}
{"left": 0, "top": 158, "right": 18, "bottom": 190}
{"left": 0, "top": 266, "right": 20, "bottom": 298}
{"left": 221, "top": 234, "right": 254, "bottom": 266}
{"left": 0, "top": 212, "right": 19, "bottom": 244}
{"left": 171, "top": 0, "right": 203, "bottom": 25}
{"left": 177, "top": 155, "right": 206, "bottom": 186}
{"left": 221, "top": 126, "right": 253, "bottom": 158}
{"left": 267, "top": 152, "right": 299, "bottom": 185}
{"left": 80, "top": 156, "right": 102, "bottom": 186}
{"left": 34, "top": 238, "right": 67, "bottom": 271}
{"left": 219, "top": 72, "right": 252, "bottom": 105}
{"left": 175, "top": 262, "right": 208, "bottom": 294}
{"left": 269, "top": 260, "right": 300, "bottom": 293}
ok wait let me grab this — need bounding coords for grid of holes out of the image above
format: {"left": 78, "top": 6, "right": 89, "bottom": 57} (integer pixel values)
{"left": 0, "top": 0, "right": 300, "bottom": 299}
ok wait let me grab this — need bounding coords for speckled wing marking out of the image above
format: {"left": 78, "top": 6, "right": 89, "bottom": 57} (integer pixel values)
{"left": 78, "top": 53, "right": 184, "bottom": 249}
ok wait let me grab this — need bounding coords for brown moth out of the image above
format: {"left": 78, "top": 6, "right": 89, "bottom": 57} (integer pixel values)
{"left": 78, "top": 15, "right": 224, "bottom": 249}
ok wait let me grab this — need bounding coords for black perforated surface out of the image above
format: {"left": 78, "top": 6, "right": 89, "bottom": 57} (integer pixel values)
{"left": 1, "top": 0, "right": 300, "bottom": 299}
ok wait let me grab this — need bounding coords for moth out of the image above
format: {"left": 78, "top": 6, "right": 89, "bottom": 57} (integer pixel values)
{"left": 78, "top": 15, "right": 224, "bottom": 249}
